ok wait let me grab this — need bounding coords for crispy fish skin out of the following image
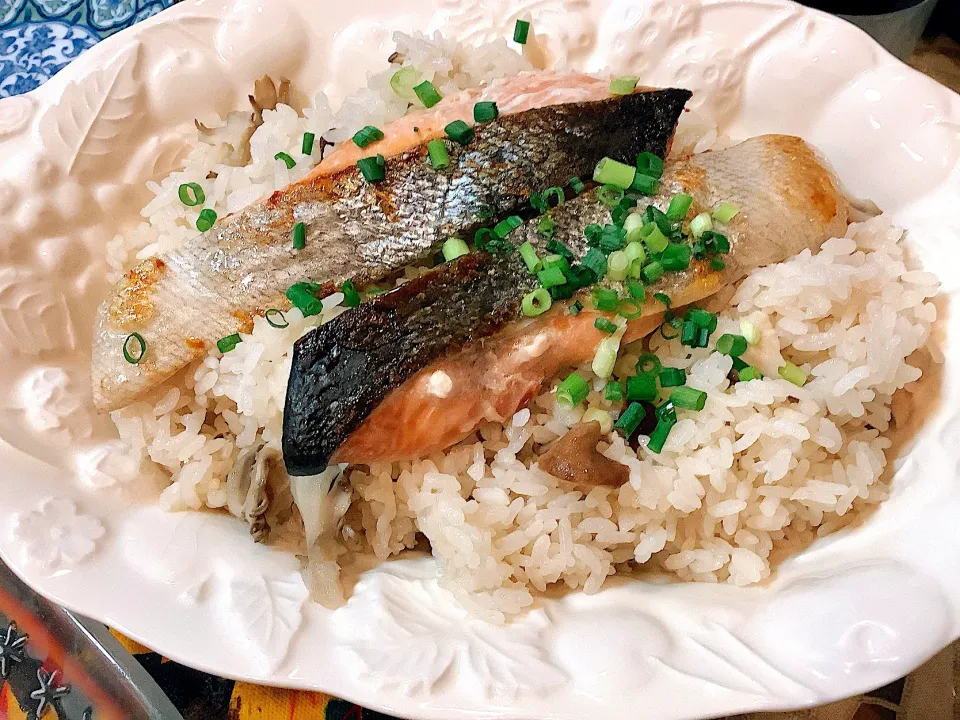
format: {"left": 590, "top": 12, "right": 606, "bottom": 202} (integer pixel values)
{"left": 92, "top": 86, "right": 692, "bottom": 412}
{"left": 282, "top": 135, "right": 849, "bottom": 474}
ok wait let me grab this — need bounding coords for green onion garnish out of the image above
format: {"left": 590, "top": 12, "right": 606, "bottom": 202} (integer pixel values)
{"left": 357, "top": 154, "right": 386, "bottom": 183}
{"left": 660, "top": 318, "right": 682, "bottom": 340}
{"left": 286, "top": 282, "right": 323, "bottom": 317}
{"left": 606, "top": 250, "right": 629, "bottom": 282}
{"left": 582, "top": 247, "right": 608, "bottom": 278}
{"left": 518, "top": 241, "right": 541, "bottom": 273}
{"left": 659, "top": 367, "right": 686, "bottom": 387}
{"left": 631, "top": 173, "right": 659, "bottom": 195}
{"left": 594, "top": 317, "right": 618, "bottom": 334}
{"left": 716, "top": 333, "right": 747, "bottom": 357}
{"left": 538, "top": 267, "right": 566, "bottom": 289}
{"left": 550, "top": 284, "right": 574, "bottom": 301}
{"left": 414, "top": 80, "right": 442, "bottom": 108}
{"left": 680, "top": 320, "right": 698, "bottom": 347}
{"left": 494, "top": 215, "right": 522, "bottom": 238}
{"left": 542, "top": 253, "right": 570, "bottom": 274}
{"left": 609, "top": 75, "right": 639, "bottom": 95}
{"left": 614, "top": 401, "right": 646, "bottom": 437}
{"left": 352, "top": 125, "right": 384, "bottom": 148}
{"left": 605, "top": 380, "right": 624, "bottom": 402}
{"left": 779, "top": 362, "right": 807, "bottom": 386}
{"left": 592, "top": 287, "right": 618, "bottom": 312}
{"left": 546, "top": 238, "right": 574, "bottom": 260}
{"left": 690, "top": 212, "right": 713, "bottom": 238}
{"left": 178, "top": 182, "right": 204, "bottom": 207}
{"left": 473, "top": 101, "right": 499, "bottom": 123}
{"left": 444, "top": 119, "right": 474, "bottom": 145}
{"left": 557, "top": 373, "right": 589, "bottom": 407}
{"left": 685, "top": 308, "right": 717, "bottom": 329}
{"left": 265, "top": 308, "right": 288, "bottom": 328}
{"left": 712, "top": 201, "right": 740, "bottom": 224}
{"left": 739, "top": 366, "right": 763, "bottom": 382}
{"left": 653, "top": 292, "right": 671, "bottom": 308}
{"left": 641, "top": 261, "right": 664, "bottom": 284}
{"left": 617, "top": 297, "right": 643, "bottom": 319}
{"left": 390, "top": 66, "right": 420, "bottom": 99}
{"left": 666, "top": 193, "right": 693, "bottom": 221}
{"left": 599, "top": 224, "right": 626, "bottom": 252}
{"left": 217, "top": 333, "right": 242, "bottom": 354}
{"left": 598, "top": 184, "right": 624, "bottom": 208}
{"left": 636, "top": 352, "right": 662, "bottom": 376}
{"left": 710, "top": 257, "right": 726, "bottom": 271}
{"left": 442, "top": 237, "right": 469, "bottom": 261}
{"left": 641, "top": 223, "right": 669, "bottom": 253}
{"left": 292, "top": 222, "right": 306, "bottom": 250}
{"left": 732, "top": 357, "right": 749, "bottom": 371}
{"left": 340, "top": 279, "right": 361, "bottom": 307}
{"left": 626, "top": 280, "right": 646, "bottom": 302}
{"left": 624, "top": 237, "right": 646, "bottom": 263}
{"left": 542, "top": 187, "right": 565, "bottom": 207}
{"left": 302, "top": 132, "right": 316, "bottom": 155}
{"left": 569, "top": 176, "right": 585, "bottom": 194}
{"left": 529, "top": 192, "right": 547, "bottom": 212}
{"left": 122, "top": 332, "right": 146, "bottom": 364}
{"left": 740, "top": 320, "right": 761, "bottom": 345}
{"left": 522, "top": 288, "right": 552, "bottom": 317}
{"left": 274, "top": 151, "right": 296, "bottom": 169}
{"left": 538, "top": 215, "right": 556, "bottom": 238}
{"left": 670, "top": 386, "right": 706, "bottom": 411}
{"left": 661, "top": 243, "right": 691, "bottom": 271}
{"left": 647, "top": 417, "right": 675, "bottom": 453}
{"left": 569, "top": 299, "right": 583, "bottom": 316}
{"left": 696, "top": 326, "right": 711, "bottom": 348}
{"left": 636, "top": 152, "right": 664, "bottom": 179}
{"left": 427, "top": 139, "right": 450, "bottom": 170}
{"left": 593, "top": 157, "right": 636, "bottom": 190}
{"left": 513, "top": 19, "right": 531, "bottom": 44}
{"left": 626, "top": 374, "right": 658, "bottom": 402}
{"left": 196, "top": 208, "right": 217, "bottom": 232}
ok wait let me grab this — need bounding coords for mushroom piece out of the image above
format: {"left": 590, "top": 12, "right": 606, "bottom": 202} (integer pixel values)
{"left": 538, "top": 421, "right": 630, "bottom": 487}
{"left": 226, "top": 442, "right": 283, "bottom": 543}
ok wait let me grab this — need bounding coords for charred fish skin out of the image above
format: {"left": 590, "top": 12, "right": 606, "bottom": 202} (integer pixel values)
{"left": 282, "top": 135, "right": 849, "bottom": 473}
{"left": 91, "top": 88, "right": 692, "bottom": 413}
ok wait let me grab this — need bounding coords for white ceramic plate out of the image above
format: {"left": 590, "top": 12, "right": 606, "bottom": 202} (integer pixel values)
{"left": 0, "top": 0, "right": 958, "bottom": 718}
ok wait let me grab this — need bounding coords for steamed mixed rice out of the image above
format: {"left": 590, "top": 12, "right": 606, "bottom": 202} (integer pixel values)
{"left": 106, "top": 31, "right": 939, "bottom": 621}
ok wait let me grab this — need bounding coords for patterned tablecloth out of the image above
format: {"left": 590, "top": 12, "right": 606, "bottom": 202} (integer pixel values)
{"left": 1, "top": 3, "right": 958, "bottom": 719}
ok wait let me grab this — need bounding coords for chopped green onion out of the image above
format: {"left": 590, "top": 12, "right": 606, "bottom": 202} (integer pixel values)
{"left": 444, "top": 120, "right": 474, "bottom": 145}
{"left": 666, "top": 193, "right": 693, "bottom": 221}
{"left": 566, "top": 264, "right": 597, "bottom": 289}
{"left": 427, "top": 139, "right": 450, "bottom": 170}
{"left": 473, "top": 101, "right": 499, "bottom": 123}
{"left": 641, "top": 260, "right": 664, "bottom": 284}
{"left": 274, "top": 151, "right": 295, "bottom": 169}
{"left": 660, "top": 317, "right": 682, "bottom": 340}
{"left": 583, "top": 408, "right": 614, "bottom": 433}
{"left": 605, "top": 380, "right": 624, "bottom": 402}
{"left": 538, "top": 267, "right": 566, "bottom": 289}
{"left": 636, "top": 352, "right": 662, "bottom": 376}
{"left": 196, "top": 208, "right": 217, "bottom": 232}
{"left": 712, "top": 201, "right": 740, "bottom": 224}
{"left": 671, "top": 386, "right": 706, "bottom": 411}
{"left": 778, "top": 362, "right": 807, "bottom": 387}
{"left": 550, "top": 284, "right": 574, "bottom": 301}
{"left": 704, "top": 231, "right": 731, "bottom": 254}
{"left": 690, "top": 212, "right": 713, "bottom": 238}
{"left": 442, "top": 237, "right": 470, "bottom": 261}
{"left": 606, "top": 250, "right": 630, "bottom": 281}
{"left": 599, "top": 224, "right": 626, "bottom": 252}
{"left": 661, "top": 243, "right": 691, "bottom": 271}
{"left": 641, "top": 223, "right": 669, "bottom": 253}
{"left": 286, "top": 282, "right": 323, "bottom": 317}
{"left": 494, "top": 215, "right": 522, "bottom": 238}
{"left": 656, "top": 400, "right": 677, "bottom": 424}
{"left": 518, "top": 241, "right": 542, "bottom": 273}
{"left": 569, "top": 300, "right": 583, "bottom": 316}
{"left": 614, "top": 401, "right": 646, "bottom": 437}
{"left": 626, "top": 374, "right": 658, "bottom": 402}
{"left": 739, "top": 366, "right": 763, "bottom": 382}
{"left": 659, "top": 367, "right": 686, "bottom": 387}
{"left": 680, "top": 320, "right": 699, "bottom": 347}
{"left": 352, "top": 125, "right": 384, "bottom": 148}
{"left": 292, "top": 222, "right": 306, "bottom": 250}
{"left": 653, "top": 292, "right": 671, "bottom": 308}
{"left": 302, "top": 132, "right": 316, "bottom": 155}
{"left": 598, "top": 184, "right": 624, "bottom": 208}
{"left": 636, "top": 152, "right": 664, "bottom": 179}
{"left": 582, "top": 248, "right": 608, "bottom": 278}
{"left": 740, "top": 320, "right": 761, "bottom": 345}
{"left": 178, "top": 182, "right": 204, "bottom": 207}
{"left": 522, "top": 288, "right": 552, "bottom": 317}
{"left": 265, "top": 308, "right": 288, "bottom": 328}
{"left": 568, "top": 176, "right": 585, "bottom": 194}
{"left": 594, "top": 317, "right": 618, "bottom": 334}
{"left": 414, "top": 80, "right": 442, "bottom": 108}
{"left": 626, "top": 280, "right": 646, "bottom": 302}
{"left": 390, "top": 66, "right": 420, "bottom": 99}
{"left": 542, "top": 254, "right": 570, "bottom": 274}
{"left": 593, "top": 157, "right": 636, "bottom": 190}
{"left": 477, "top": 206, "right": 494, "bottom": 219}
{"left": 696, "top": 326, "right": 711, "bottom": 348}
{"left": 217, "top": 333, "right": 242, "bottom": 354}
{"left": 732, "top": 357, "right": 749, "bottom": 371}
{"left": 556, "top": 372, "right": 589, "bottom": 406}
{"left": 593, "top": 333, "right": 622, "bottom": 379}
{"left": 685, "top": 308, "right": 717, "bottom": 332}
{"left": 357, "top": 154, "right": 386, "bottom": 182}
{"left": 592, "top": 287, "right": 619, "bottom": 312}
{"left": 122, "top": 332, "right": 146, "bottom": 364}
{"left": 716, "top": 333, "right": 748, "bottom": 357}
{"left": 609, "top": 75, "right": 639, "bottom": 95}
{"left": 542, "top": 187, "right": 565, "bottom": 207}
{"left": 647, "top": 417, "right": 675, "bottom": 453}
{"left": 623, "top": 240, "right": 646, "bottom": 266}
{"left": 585, "top": 224, "right": 603, "bottom": 245}
{"left": 617, "top": 297, "right": 643, "bottom": 319}
{"left": 513, "top": 19, "right": 531, "bottom": 44}
{"left": 546, "top": 238, "right": 574, "bottom": 260}
{"left": 631, "top": 173, "right": 659, "bottom": 195}
{"left": 341, "top": 279, "right": 361, "bottom": 307}
{"left": 538, "top": 215, "right": 556, "bottom": 238}
{"left": 710, "top": 257, "right": 726, "bottom": 271}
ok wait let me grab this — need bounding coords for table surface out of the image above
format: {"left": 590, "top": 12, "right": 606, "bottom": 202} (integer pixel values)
{"left": 0, "top": 3, "right": 958, "bottom": 718}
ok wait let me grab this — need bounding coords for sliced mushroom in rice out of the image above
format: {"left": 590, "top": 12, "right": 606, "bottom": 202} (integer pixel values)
{"left": 226, "top": 442, "right": 284, "bottom": 542}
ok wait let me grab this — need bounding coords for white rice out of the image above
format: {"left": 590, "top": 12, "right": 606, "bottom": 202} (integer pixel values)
{"left": 106, "top": 32, "right": 939, "bottom": 622}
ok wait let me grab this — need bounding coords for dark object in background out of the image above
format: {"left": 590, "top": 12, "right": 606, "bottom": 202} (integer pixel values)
{"left": 927, "top": 0, "right": 959, "bottom": 42}
{"left": 797, "top": 0, "right": 941, "bottom": 59}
